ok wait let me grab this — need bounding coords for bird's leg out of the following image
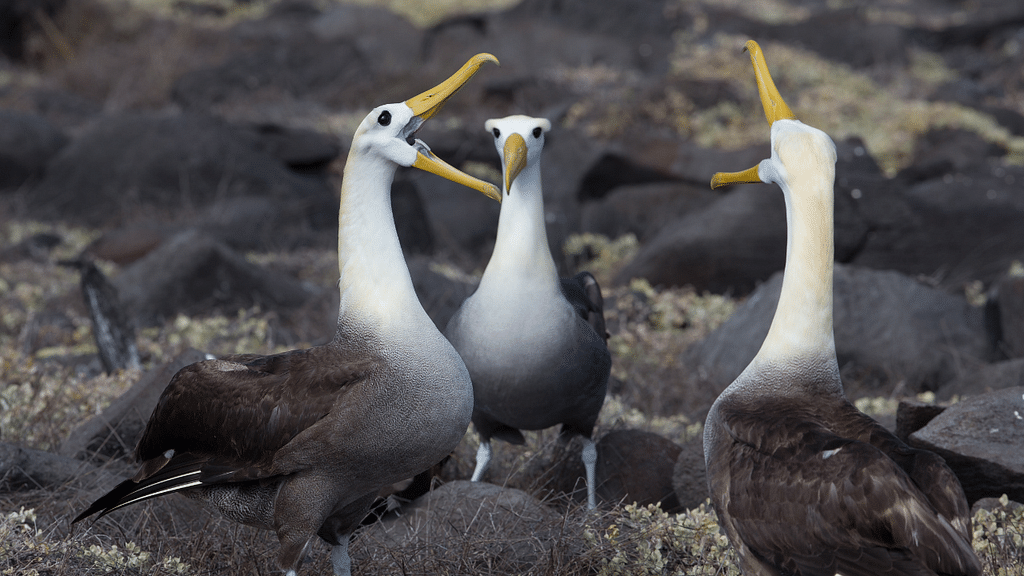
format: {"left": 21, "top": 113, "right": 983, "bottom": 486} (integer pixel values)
{"left": 581, "top": 437, "right": 597, "bottom": 510}
{"left": 274, "top": 476, "right": 335, "bottom": 574}
{"left": 278, "top": 537, "right": 312, "bottom": 576}
{"left": 471, "top": 440, "right": 492, "bottom": 482}
{"left": 331, "top": 535, "right": 351, "bottom": 576}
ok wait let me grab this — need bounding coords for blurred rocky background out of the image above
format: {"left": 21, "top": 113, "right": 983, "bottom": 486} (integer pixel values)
{"left": 2, "top": 0, "right": 1024, "bottom": 573}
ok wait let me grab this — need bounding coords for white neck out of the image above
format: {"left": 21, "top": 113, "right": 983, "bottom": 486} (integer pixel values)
{"left": 740, "top": 124, "right": 841, "bottom": 395}
{"left": 757, "top": 172, "right": 836, "bottom": 362}
{"left": 477, "top": 161, "right": 559, "bottom": 294}
{"left": 335, "top": 151, "right": 430, "bottom": 341}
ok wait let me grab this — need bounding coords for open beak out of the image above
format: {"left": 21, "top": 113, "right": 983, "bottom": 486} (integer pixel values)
{"left": 710, "top": 40, "right": 797, "bottom": 189}
{"left": 407, "top": 53, "right": 502, "bottom": 202}
{"left": 501, "top": 133, "right": 527, "bottom": 194}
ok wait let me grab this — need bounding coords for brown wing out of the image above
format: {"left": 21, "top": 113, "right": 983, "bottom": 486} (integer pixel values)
{"left": 712, "top": 401, "right": 981, "bottom": 576}
{"left": 136, "top": 345, "right": 376, "bottom": 473}
{"left": 560, "top": 271, "right": 608, "bottom": 342}
{"left": 825, "top": 400, "right": 975, "bottom": 541}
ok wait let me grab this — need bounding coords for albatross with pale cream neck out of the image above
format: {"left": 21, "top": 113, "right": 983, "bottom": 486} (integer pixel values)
{"left": 703, "top": 40, "right": 981, "bottom": 576}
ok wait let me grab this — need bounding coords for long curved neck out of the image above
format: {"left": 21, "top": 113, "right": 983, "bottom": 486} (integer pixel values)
{"left": 753, "top": 149, "right": 838, "bottom": 381}
{"left": 336, "top": 151, "right": 428, "bottom": 341}
{"left": 478, "top": 161, "right": 559, "bottom": 294}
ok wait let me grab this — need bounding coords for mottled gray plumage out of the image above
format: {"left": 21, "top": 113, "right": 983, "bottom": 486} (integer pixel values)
{"left": 74, "top": 55, "right": 501, "bottom": 576}
{"left": 703, "top": 41, "right": 980, "bottom": 576}
{"left": 444, "top": 115, "right": 611, "bottom": 509}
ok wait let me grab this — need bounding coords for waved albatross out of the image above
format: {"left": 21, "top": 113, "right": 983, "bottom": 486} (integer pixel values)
{"left": 702, "top": 41, "right": 981, "bottom": 576}
{"left": 73, "top": 54, "right": 502, "bottom": 576}
{"left": 444, "top": 115, "right": 611, "bottom": 509}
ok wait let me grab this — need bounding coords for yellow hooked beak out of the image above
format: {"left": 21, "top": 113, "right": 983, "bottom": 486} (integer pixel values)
{"left": 502, "top": 133, "right": 527, "bottom": 194}
{"left": 710, "top": 40, "right": 797, "bottom": 189}
{"left": 407, "top": 53, "right": 502, "bottom": 202}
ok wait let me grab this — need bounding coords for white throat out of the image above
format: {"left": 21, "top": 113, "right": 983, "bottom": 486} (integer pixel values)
{"left": 335, "top": 150, "right": 430, "bottom": 341}
{"left": 477, "top": 159, "right": 559, "bottom": 296}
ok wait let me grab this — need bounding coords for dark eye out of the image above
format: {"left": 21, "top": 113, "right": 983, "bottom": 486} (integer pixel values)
{"left": 492, "top": 128, "right": 500, "bottom": 138}
{"left": 378, "top": 111, "right": 391, "bottom": 126}
{"left": 532, "top": 127, "right": 542, "bottom": 138}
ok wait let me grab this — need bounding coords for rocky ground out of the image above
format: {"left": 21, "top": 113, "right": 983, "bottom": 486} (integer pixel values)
{"left": 2, "top": 0, "right": 1024, "bottom": 574}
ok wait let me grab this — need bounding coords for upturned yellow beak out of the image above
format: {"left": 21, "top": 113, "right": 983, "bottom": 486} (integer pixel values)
{"left": 502, "top": 133, "right": 527, "bottom": 194}
{"left": 747, "top": 40, "right": 796, "bottom": 127}
{"left": 710, "top": 40, "right": 797, "bottom": 189}
{"left": 405, "top": 53, "right": 499, "bottom": 120}
{"left": 408, "top": 53, "right": 502, "bottom": 202}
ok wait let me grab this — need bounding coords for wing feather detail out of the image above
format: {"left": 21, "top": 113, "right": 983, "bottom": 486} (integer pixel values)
{"left": 136, "top": 347, "right": 375, "bottom": 468}
{"left": 712, "top": 398, "right": 981, "bottom": 576}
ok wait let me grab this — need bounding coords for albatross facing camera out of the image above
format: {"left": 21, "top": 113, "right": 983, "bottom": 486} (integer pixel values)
{"left": 444, "top": 115, "right": 612, "bottom": 510}
{"left": 73, "top": 54, "right": 501, "bottom": 576}
{"left": 702, "top": 41, "right": 981, "bottom": 576}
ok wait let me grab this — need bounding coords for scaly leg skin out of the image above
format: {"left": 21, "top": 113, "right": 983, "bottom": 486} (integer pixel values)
{"left": 581, "top": 437, "right": 597, "bottom": 510}
{"left": 331, "top": 535, "right": 351, "bottom": 576}
{"left": 471, "top": 440, "right": 492, "bottom": 482}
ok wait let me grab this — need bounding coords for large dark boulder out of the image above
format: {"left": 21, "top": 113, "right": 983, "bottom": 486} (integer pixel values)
{"left": 850, "top": 129, "right": 1024, "bottom": 288}
{"left": 112, "top": 230, "right": 316, "bottom": 326}
{"left": 238, "top": 122, "right": 342, "bottom": 170}
{"left": 171, "top": 37, "right": 370, "bottom": 111}
{"left": 0, "top": 109, "right": 68, "bottom": 191}
{"left": 357, "top": 480, "right": 558, "bottom": 573}
{"left": 83, "top": 189, "right": 339, "bottom": 266}
{"left": 728, "top": 7, "right": 909, "bottom": 69}
{"left": 939, "top": 358, "right": 1024, "bottom": 401}
{"left": 614, "top": 182, "right": 786, "bottom": 293}
{"left": 851, "top": 166, "right": 1024, "bottom": 287}
{"left": 594, "top": 429, "right": 684, "bottom": 512}
{"left": 581, "top": 181, "right": 718, "bottom": 243}
{"left": 0, "top": 442, "right": 119, "bottom": 492}
{"left": 172, "top": 4, "right": 433, "bottom": 115}
{"left": 909, "top": 386, "right": 1024, "bottom": 505}
{"left": 25, "top": 111, "right": 336, "bottom": 227}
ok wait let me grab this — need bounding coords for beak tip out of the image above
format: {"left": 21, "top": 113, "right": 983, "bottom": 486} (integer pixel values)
{"left": 477, "top": 53, "right": 500, "bottom": 67}
{"left": 710, "top": 173, "right": 726, "bottom": 190}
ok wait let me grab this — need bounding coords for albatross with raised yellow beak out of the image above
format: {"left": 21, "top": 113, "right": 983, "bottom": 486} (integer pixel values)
{"left": 444, "top": 115, "right": 611, "bottom": 510}
{"left": 702, "top": 41, "right": 981, "bottom": 576}
{"left": 74, "top": 54, "right": 501, "bottom": 576}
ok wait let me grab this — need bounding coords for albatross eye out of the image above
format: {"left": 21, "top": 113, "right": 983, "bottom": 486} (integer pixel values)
{"left": 378, "top": 111, "right": 392, "bottom": 126}
{"left": 492, "top": 128, "right": 500, "bottom": 138}
{"left": 532, "top": 127, "right": 542, "bottom": 138}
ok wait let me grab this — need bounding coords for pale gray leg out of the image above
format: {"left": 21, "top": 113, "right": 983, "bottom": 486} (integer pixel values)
{"left": 581, "top": 437, "right": 597, "bottom": 510}
{"left": 471, "top": 440, "right": 492, "bottom": 482}
{"left": 331, "top": 535, "right": 351, "bottom": 576}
